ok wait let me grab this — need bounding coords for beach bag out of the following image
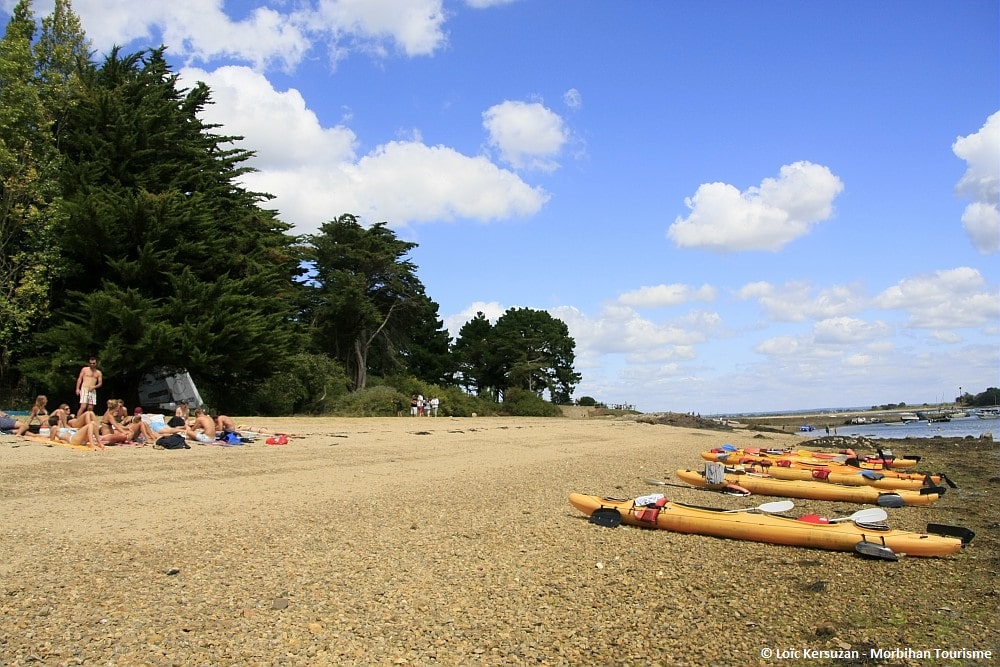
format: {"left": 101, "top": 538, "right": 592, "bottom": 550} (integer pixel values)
{"left": 156, "top": 434, "right": 190, "bottom": 449}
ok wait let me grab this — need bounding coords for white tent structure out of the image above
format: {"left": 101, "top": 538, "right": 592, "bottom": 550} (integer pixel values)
{"left": 138, "top": 369, "right": 204, "bottom": 410}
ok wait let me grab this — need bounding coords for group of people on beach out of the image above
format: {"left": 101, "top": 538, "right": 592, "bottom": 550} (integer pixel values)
{"left": 1, "top": 357, "right": 292, "bottom": 450}
{"left": 0, "top": 394, "right": 246, "bottom": 450}
{"left": 409, "top": 394, "right": 439, "bottom": 417}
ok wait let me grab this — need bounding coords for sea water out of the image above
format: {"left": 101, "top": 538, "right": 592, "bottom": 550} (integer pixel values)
{"left": 821, "top": 416, "right": 995, "bottom": 440}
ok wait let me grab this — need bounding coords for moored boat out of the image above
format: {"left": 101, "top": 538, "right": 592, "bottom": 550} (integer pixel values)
{"left": 569, "top": 493, "right": 970, "bottom": 557}
{"left": 676, "top": 468, "right": 944, "bottom": 506}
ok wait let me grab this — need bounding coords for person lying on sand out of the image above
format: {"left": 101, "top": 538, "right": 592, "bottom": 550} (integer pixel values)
{"left": 236, "top": 424, "right": 301, "bottom": 437}
{"left": 48, "top": 416, "right": 104, "bottom": 449}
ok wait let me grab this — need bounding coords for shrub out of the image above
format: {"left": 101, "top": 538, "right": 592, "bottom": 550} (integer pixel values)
{"left": 502, "top": 388, "right": 562, "bottom": 417}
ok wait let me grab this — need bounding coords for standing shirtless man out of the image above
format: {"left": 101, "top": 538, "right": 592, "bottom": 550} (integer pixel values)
{"left": 75, "top": 357, "right": 103, "bottom": 414}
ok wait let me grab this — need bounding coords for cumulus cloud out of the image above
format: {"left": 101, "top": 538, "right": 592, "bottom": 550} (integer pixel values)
{"left": 736, "top": 281, "right": 864, "bottom": 322}
{"left": 309, "top": 0, "right": 447, "bottom": 59}
{"left": 618, "top": 283, "right": 716, "bottom": 308}
{"left": 443, "top": 301, "right": 507, "bottom": 337}
{"left": 873, "top": 267, "right": 1000, "bottom": 329}
{"left": 812, "top": 317, "right": 891, "bottom": 344}
{"left": 953, "top": 111, "right": 1000, "bottom": 254}
{"left": 668, "top": 161, "right": 844, "bottom": 252}
{"left": 551, "top": 304, "right": 708, "bottom": 358}
{"left": 181, "top": 66, "right": 548, "bottom": 233}
{"left": 483, "top": 100, "right": 569, "bottom": 171}
{"left": 63, "top": 0, "right": 449, "bottom": 69}
{"left": 66, "top": 0, "right": 311, "bottom": 69}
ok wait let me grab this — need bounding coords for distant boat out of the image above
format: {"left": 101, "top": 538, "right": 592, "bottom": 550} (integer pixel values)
{"left": 898, "top": 412, "right": 920, "bottom": 423}
{"left": 977, "top": 408, "right": 1000, "bottom": 420}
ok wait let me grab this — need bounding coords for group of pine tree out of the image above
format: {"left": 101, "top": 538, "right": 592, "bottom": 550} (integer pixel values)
{"left": 0, "top": 0, "right": 582, "bottom": 416}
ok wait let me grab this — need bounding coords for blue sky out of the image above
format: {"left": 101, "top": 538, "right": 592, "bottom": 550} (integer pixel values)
{"left": 7, "top": 1, "right": 998, "bottom": 414}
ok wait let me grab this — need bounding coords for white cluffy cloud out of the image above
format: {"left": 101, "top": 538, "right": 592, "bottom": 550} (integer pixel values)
{"left": 953, "top": 110, "right": 1000, "bottom": 255}
{"left": 874, "top": 267, "right": 999, "bottom": 330}
{"left": 182, "top": 66, "right": 548, "bottom": 233}
{"left": 64, "top": 0, "right": 451, "bottom": 69}
{"left": 483, "top": 100, "right": 569, "bottom": 172}
{"left": 668, "top": 161, "right": 844, "bottom": 253}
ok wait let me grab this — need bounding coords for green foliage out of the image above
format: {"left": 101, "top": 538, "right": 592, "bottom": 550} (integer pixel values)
{"left": 245, "top": 353, "right": 351, "bottom": 416}
{"left": 972, "top": 388, "right": 1000, "bottom": 407}
{"left": 452, "top": 312, "right": 503, "bottom": 398}
{"left": 21, "top": 47, "right": 303, "bottom": 410}
{"left": 0, "top": 0, "right": 68, "bottom": 375}
{"left": 501, "top": 388, "right": 563, "bottom": 417}
{"left": 304, "top": 215, "right": 444, "bottom": 391}
{"left": 331, "top": 385, "right": 410, "bottom": 417}
{"left": 385, "top": 375, "right": 497, "bottom": 417}
{"left": 577, "top": 396, "right": 597, "bottom": 406}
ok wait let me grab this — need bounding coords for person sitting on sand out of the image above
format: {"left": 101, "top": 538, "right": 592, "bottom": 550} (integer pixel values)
{"left": 48, "top": 415, "right": 104, "bottom": 449}
{"left": 186, "top": 407, "right": 219, "bottom": 443}
{"left": 98, "top": 399, "right": 130, "bottom": 445}
{"left": 174, "top": 401, "right": 190, "bottom": 420}
{"left": 14, "top": 395, "right": 49, "bottom": 435}
{"left": 214, "top": 413, "right": 238, "bottom": 437}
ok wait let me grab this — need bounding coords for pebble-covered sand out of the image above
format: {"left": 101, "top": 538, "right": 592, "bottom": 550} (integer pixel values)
{"left": 1, "top": 416, "right": 996, "bottom": 666}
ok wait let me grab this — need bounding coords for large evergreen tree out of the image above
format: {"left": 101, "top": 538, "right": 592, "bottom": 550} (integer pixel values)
{"left": 452, "top": 312, "right": 503, "bottom": 398}
{"left": 453, "top": 308, "right": 581, "bottom": 403}
{"left": 0, "top": 0, "right": 73, "bottom": 384}
{"left": 24, "top": 47, "right": 303, "bottom": 410}
{"left": 305, "top": 214, "right": 442, "bottom": 391}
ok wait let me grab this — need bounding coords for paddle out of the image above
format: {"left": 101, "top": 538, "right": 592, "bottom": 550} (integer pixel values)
{"left": 875, "top": 493, "right": 905, "bottom": 508}
{"left": 589, "top": 508, "right": 622, "bottom": 528}
{"left": 829, "top": 507, "right": 888, "bottom": 524}
{"left": 855, "top": 538, "right": 899, "bottom": 561}
{"left": 724, "top": 499, "right": 794, "bottom": 514}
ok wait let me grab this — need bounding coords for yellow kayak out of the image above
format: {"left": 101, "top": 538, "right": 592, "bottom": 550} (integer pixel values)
{"left": 569, "top": 493, "right": 969, "bottom": 557}
{"left": 676, "top": 468, "right": 944, "bottom": 506}
{"left": 726, "top": 462, "right": 943, "bottom": 491}
{"left": 702, "top": 446, "right": 921, "bottom": 470}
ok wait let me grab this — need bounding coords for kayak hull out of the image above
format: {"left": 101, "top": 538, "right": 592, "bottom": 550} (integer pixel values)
{"left": 727, "top": 463, "right": 939, "bottom": 490}
{"left": 569, "top": 493, "right": 964, "bottom": 557}
{"left": 702, "top": 447, "right": 920, "bottom": 470}
{"left": 676, "top": 469, "right": 942, "bottom": 506}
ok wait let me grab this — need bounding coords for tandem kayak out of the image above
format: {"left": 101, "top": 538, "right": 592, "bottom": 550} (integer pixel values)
{"left": 676, "top": 468, "right": 945, "bottom": 506}
{"left": 702, "top": 446, "right": 921, "bottom": 470}
{"left": 569, "top": 493, "right": 971, "bottom": 558}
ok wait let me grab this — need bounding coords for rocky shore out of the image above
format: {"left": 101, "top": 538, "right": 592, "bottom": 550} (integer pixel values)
{"left": 1, "top": 416, "right": 996, "bottom": 665}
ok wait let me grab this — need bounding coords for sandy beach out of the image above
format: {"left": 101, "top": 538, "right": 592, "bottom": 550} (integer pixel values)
{"left": 1, "top": 416, "right": 996, "bottom": 665}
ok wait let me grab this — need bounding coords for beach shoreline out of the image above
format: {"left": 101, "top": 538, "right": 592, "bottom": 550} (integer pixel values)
{"left": 1, "top": 416, "right": 996, "bottom": 665}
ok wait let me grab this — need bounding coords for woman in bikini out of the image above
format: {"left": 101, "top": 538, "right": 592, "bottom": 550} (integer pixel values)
{"left": 48, "top": 415, "right": 104, "bottom": 449}
{"left": 10, "top": 395, "right": 49, "bottom": 436}
{"left": 98, "top": 399, "right": 130, "bottom": 444}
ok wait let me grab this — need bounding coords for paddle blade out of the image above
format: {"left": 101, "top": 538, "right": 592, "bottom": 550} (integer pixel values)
{"left": 831, "top": 507, "right": 888, "bottom": 524}
{"left": 876, "top": 493, "right": 905, "bottom": 508}
{"left": 855, "top": 540, "right": 899, "bottom": 561}
{"left": 940, "top": 473, "right": 958, "bottom": 489}
{"left": 758, "top": 500, "right": 795, "bottom": 513}
{"left": 919, "top": 485, "right": 946, "bottom": 496}
{"left": 589, "top": 508, "right": 621, "bottom": 528}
